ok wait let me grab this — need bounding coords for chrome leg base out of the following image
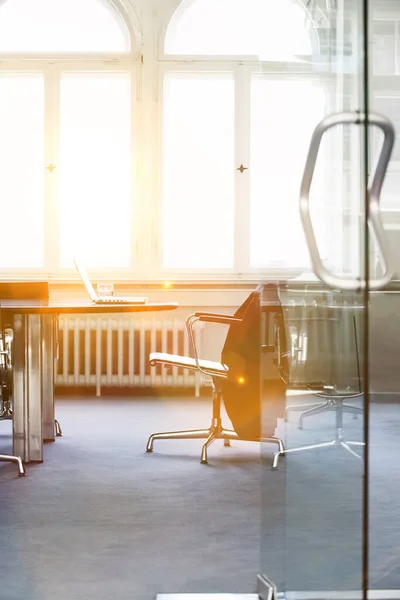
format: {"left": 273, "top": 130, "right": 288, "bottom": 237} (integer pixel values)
{"left": 298, "top": 401, "right": 332, "bottom": 429}
{"left": 298, "top": 399, "right": 363, "bottom": 430}
{"left": 262, "top": 436, "right": 285, "bottom": 454}
{"left": 0, "top": 453, "right": 26, "bottom": 476}
{"left": 146, "top": 428, "right": 212, "bottom": 453}
{"left": 272, "top": 430, "right": 364, "bottom": 470}
{"left": 54, "top": 419, "right": 63, "bottom": 437}
{"left": 200, "top": 431, "right": 217, "bottom": 464}
{"left": 285, "top": 401, "right": 328, "bottom": 422}
{"left": 146, "top": 423, "right": 283, "bottom": 467}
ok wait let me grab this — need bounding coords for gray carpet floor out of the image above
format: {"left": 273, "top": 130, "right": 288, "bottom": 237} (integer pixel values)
{"left": 0, "top": 394, "right": 399, "bottom": 600}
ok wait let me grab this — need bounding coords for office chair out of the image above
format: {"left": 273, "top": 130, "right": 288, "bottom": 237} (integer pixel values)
{"left": 0, "top": 282, "right": 62, "bottom": 441}
{"left": 272, "top": 293, "right": 364, "bottom": 469}
{"left": 0, "top": 326, "right": 25, "bottom": 475}
{"left": 283, "top": 300, "right": 363, "bottom": 429}
{"left": 0, "top": 326, "right": 62, "bottom": 438}
{"left": 146, "top": 283, "right": 286, "bottom": 466}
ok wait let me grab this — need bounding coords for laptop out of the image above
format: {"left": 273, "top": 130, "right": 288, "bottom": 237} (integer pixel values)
{"left": 73, "top": 259, "right": 147, "bottom": 304}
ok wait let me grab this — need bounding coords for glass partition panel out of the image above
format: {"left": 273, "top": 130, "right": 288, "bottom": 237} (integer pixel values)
{"left": 369, "top": 2, "right": 400, "bottom": 590}
{"left": 257, "top": 1, "right": 369, "bottom": 598}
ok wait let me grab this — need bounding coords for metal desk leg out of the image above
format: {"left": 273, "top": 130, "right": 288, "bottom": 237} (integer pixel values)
{"left": 42, "top": 315, "right": 55, "bottom": 442}
{"left": 13, "top": 314, "right": 43, "bottom": 463}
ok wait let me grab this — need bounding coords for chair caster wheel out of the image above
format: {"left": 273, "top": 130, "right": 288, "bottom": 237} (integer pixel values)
{"left": 146, "top": 448, "right": 153, "bottom": 453}
{"left": 18, "top": 472, "right": 26, "bottom": 477}
{"left": 200, "top": 459, "right": 208, "bottom": 464}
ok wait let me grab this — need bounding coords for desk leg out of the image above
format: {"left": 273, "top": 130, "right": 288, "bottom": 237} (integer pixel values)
{"left": 42, "top": 315, "right": 55, "bottom": 442}
{"left": 13, "top": 314, "right": 43, "bottom": 463}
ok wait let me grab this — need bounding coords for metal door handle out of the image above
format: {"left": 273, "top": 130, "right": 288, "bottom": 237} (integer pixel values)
{"left": 299, "top": 111, "right": 395, "bottom": 291}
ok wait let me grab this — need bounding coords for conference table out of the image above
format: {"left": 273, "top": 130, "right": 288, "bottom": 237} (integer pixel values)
{"left": 0, "top": 299, "right": 178, "bottom": 464}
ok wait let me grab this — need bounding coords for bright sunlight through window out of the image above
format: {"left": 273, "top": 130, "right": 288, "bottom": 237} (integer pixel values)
{"left": 0, "top": 0, "right": 130, "bottom": 52}
{"left": 59, "top": 73, "right": 131, "bottom": 268}
{"left": 0, "top": 74, "right": 44, "bottom": 267}
{"left": 164, "top": 0, "right": 313, "bottom": 60}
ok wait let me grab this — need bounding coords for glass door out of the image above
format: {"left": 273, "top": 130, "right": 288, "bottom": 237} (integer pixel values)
{"left": 256, "top": 1, "right": 395, "bottom": 599}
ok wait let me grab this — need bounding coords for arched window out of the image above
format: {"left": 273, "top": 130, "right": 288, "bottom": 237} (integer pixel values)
{"left": 0, "top": 0, "right": 131, "bottom": 52}
{"left": 160, "top": 0, "right": 325, "bottom": 273}
{"left": 0, "top": 0, "right": 136, "bottom": 273}
{"left": 164, "top": 0, "right": 315, "bottom": 60}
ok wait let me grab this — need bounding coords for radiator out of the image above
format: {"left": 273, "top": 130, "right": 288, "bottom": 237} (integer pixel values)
{"left": 55, "top": 317, "right": 204, "bottom": 396}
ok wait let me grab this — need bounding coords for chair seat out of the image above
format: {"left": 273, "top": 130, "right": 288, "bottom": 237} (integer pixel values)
{"left": 149, "top": 352, "right": 228, "bottom": 376}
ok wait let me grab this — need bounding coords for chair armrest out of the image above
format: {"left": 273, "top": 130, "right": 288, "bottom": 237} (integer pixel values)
{"left": 184, "top": 311, "right": 240, "bottom": 378}
{"left": 194, "top": 314, "right": 242, "bottom": 325}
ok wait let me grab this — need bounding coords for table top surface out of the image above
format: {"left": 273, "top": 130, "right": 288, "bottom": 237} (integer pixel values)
{"left": 0, "top": 299, "right": 179, "bottom": 314}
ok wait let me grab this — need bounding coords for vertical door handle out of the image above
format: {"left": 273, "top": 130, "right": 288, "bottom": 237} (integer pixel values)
{"left": 299, "top": 110, "right": 395, "bottom": 291}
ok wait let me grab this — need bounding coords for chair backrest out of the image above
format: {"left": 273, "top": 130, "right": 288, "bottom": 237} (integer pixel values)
{"left": 278, "top": 289, "right": 363, "bottom": 394}
{"left": 221, "top": 282, "right": 286, "bottom": 439}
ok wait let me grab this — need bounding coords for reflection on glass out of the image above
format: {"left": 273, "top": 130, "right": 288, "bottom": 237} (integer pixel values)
{"left": 0, "top": 74, "right": 44, "bottom": 267}
{"left": 59, "top": 73, "right": 131, "bottom": 268}
{"left": 372, "top": 21, "right": 396, "bottom": 75}
{"left": 162, "top": 73, "right": 234, "bottom": 269}
{"left": 258, "top": 0, "right": 367, "bottom": 597}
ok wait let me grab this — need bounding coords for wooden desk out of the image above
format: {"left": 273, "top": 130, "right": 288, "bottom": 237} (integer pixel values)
{"left": 0, "top": 299, "right": 178, "bottom": 463}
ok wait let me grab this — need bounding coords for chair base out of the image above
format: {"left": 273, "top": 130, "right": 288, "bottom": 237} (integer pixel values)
{"left": 146, "top": 421, "right": 284, "bottom": 466}
{"left": 1, "top": 408, "right": 62, "bottom": 438}
{"left": 0, "top": 453, "right": 26, "bottom": 476}
{"left": 285, "top": 397, "right": 362, "bottom": 429}
{"left": 55, "top": 419, "right": 63, "bottom": 437}
{"left": 272, "top": 427, "right": 364, "bottom": 469}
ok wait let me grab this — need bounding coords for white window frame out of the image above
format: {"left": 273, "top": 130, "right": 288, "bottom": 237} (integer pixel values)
{"left": 0, "top": 58, "right": 140, "bottom": 279}
{"left": 156, "top": 52, "right": 356, "bottom": 278}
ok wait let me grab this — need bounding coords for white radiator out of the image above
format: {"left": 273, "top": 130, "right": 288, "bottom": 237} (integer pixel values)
{"left": 55, "top": 317, "right": 204, "bottom": 397}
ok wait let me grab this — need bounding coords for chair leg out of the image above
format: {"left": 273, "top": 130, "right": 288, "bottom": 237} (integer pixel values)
{"left": 285, "top": 400, "right": 328, "bottom": 422}
{"left": 54, "top": 419, "right": 63, "bottom": 437}
{"left": 146, "top": 428, "right": 212, "bottom": 452}
{"left": 342, "top": 404, "right": 363, "bottom": 420}
{"left": 298, "top": 401, "right": 332, "bottom": 429}
{"left": 0, "top": 453, "right": 26, "bottom": 476}
{"left": 273, "top": 404, "right": 364, "bottom": 470}
{"left": 200, "top": 430, "right": 218, "bottom": 464}
{"left": 146, "top": 382, "right": 285, "bottom": 467}
{"left": 263, "top": 436, "right": 285, "bottom": 454}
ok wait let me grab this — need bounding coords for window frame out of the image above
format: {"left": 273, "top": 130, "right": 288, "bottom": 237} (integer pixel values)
{"left": 0, "top": 58, "right": 141, "bottom": 280}
{"left": 156, "top": 57, "right": 347, "bottom": 279}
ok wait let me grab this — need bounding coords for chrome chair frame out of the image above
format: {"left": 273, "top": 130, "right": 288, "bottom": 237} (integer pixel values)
{"left": 146, "top": 311, "right": 284, "bottom": 466}
{"left": 0, "top": 328, "right": 25, "bottom": 476}
{"left": 284, "top": 394, "right": 362, "bottom": 429}
{"left": 272, "top": 396, "right": 364, "bottom": 469}
{"left": 272, "top": 309, "right": 364, "bottom": 469}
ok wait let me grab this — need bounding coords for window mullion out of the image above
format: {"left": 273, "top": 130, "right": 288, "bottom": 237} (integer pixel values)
{"left": 138, "top": 23, "right": 159, "bottom": 278}
{"left": 130, "top": 64, "right": 140, "bottom": 274}
{"left": 234, "top": 64, "right": 251, "bottom": 274}
{"left": 43, "top": 62, "right": 60, "bottom": 274}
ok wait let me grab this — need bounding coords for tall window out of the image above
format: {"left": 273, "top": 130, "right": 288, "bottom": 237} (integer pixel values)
{"left": 160, "top": 0, "right": 327, "bottom": 274}
{"left": 0, "top": 0, "right": 134, "bottom": 273}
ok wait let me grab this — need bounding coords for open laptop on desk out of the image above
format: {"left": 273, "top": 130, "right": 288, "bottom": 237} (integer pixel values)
{"left": 73, "top": 259, "right": 147, "bottom": 304}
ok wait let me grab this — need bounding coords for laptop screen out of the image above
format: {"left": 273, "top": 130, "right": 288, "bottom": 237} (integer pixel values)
{"left": 73, "top": 259, "right": 97, "bottom": 301}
